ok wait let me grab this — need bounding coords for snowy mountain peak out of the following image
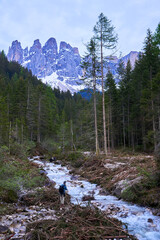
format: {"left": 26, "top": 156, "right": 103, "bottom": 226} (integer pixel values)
{"left": 7, "top": 38, "right": 140, "bottom": 93}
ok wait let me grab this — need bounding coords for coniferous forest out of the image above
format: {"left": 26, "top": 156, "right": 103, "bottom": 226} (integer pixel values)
{"left": 0, "top": 12, "right": 160, "bottom": 240}
{"left": 0, "top": 23, "right": 160, "bottom": 157}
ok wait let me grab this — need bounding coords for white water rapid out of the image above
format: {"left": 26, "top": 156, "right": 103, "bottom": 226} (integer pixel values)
{"left": 35, "top": 160, "right": 160, "bottom": 240}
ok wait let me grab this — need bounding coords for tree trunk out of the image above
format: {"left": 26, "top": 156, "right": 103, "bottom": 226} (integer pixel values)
{"left": 110, "top": 103, "right": 114, "bottom": 149}
{"left": 158, "top": 106, "right": 160, "bottom": 131}
{"left": 128, "top": 101, "right": 130, "bottom": 147}
{"left": 101, "top": 29, "right": 107, "bottom": 155}
{"left": 93, "top": 81, "right": 99, "bottom": 155}
{"left": 70, "top": 120, "right": 76, "bottom": 151}
{"left": 27, "top": 81, "right": 30, "bottom": 110}
{"left": 131, "top": 130, "right": 135, "bottom": 151}
{"left": 16, "top": 120, "right": 18, "bottom": 142}
{"left": 21, "top": 123, "right": 23, "bottom": 144}
{"left": 37, "top": 96, "right": 41, "bottom": 143}
{"left": 107, "top": 106, "right": 110, "bottom": 152}
{"left": 122, "top": 105, "right": 126, "bottom": 148}
{"left": 8, "top": 121, "right": 11, "bottom": 154}
{"left": 142, "top": 116, "right": 146, "bottom": 151}
{"left": 150, "top": 66, "right": 156, "bottom": 150}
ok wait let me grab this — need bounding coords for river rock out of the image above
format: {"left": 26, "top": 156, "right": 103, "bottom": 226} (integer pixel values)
{"left": 148, "top": 218, "right": 153, "bottom": 223}
{"left": 104, "top": 162, "right": 126, "bottom": 170}
{"left": 98, "top": 189, "right": 109, "bottom": 195}
{"left": 112, "top": 187, "right": 122, "bottom": 198}
{"left": 112, "top": 176, "right": 142, "bottom": 198}
{"left": 0, "top": 225, "right": 9, "bottom": 233}
{"left": 11, "top": 237, "right": 24, "bottom": 240}
{"left": 71, "top": 175, "right": 78, "bottom": 180}
{"left": 39, "top": 169, "right": 47, "bottom": 175}
{"left": 82, "top": 195, "right": 95, "bottom": 201}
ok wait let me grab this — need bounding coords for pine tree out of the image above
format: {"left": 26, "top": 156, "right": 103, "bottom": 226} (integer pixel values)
{"left": 142, "top": 29, "right": 159, "bottom": 150}
{"left": 105, "top": 70, "right": 118, "bottom": 150}
{"left": 93, "top": 13, "right": 118, "bottom": 155}
{"left": 118, "top": 60, "right": 132, "bottom": 148}
{"left": 81, "top": 38, "right": 100, "bottom": 155}
{"left": 0, "top": 96, "right": 9, "bottom": 145}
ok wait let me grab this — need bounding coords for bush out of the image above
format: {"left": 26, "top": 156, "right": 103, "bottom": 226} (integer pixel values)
{"left": 0, "top": 187, "right": 18, "bottom": 203}
{"left": 66, "top": 151, "right": 83, "bottom": 162}
{"left": 121, "top": 186, "right": 139, "bottom": 202}
{"left": 41, "top": 139, "right": 60, "bottom": 153}
{"left": 0, "top": 145, "right": 9, "bottom": 154}
{"left": 72, "top": 160, "right": 84, "bottom": 168}
{"left": 0, "top": 153, "right": 47, "bottom": 203}
{"left": 10, "top": 142, "right": 27, "bottom": 158}
{"left": 23, "top": 175, "right": 46, "bottom": 189}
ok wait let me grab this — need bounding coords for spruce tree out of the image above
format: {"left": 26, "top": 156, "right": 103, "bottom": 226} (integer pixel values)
{"left": 93, "top": 13, "right": 118, "bottom": 155}
{"left": 81, "top": 38, "right": 100, "bottom": 155}
{"left": 105, "top": 70, "right": 118, "bottom": 150}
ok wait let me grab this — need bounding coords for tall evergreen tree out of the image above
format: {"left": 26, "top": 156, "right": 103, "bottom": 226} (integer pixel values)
{"left": 105, "top": 70, "right": 118, "bottom": 150}
{"left": 93, "top": 13, "right": 118, "bottom": 155}
{"left": 142, "top": 29, "right": 159, "bottom": 149}
{"left": 81, "top": 38, "right": 100, "bottom": 155}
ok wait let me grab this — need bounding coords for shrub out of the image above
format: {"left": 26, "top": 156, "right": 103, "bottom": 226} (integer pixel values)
{"left": 0, "top": 187, "right": 18, "bottom": 203}
{"left": 9, "top": 142, "right": 27, "bottom": 158}
{"left": 0, "top": 154, "right": 47, "bottom": 203}
{"left": 41, "top": 139, "right": 60, "bottom": 153}
{"left": 67, "top": 151, "right": 83, "bottom": 162}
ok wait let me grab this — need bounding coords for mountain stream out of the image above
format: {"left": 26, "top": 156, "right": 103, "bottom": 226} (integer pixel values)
{"left": 36, "top": 160, "right": 160, "bottom": 240}
{"left": 1, "top": 158, "right": 160, "bottom": 240}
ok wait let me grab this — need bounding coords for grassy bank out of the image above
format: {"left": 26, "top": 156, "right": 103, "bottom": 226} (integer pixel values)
{"left": 0, "top": 143, "right": 48, "bottom": 214}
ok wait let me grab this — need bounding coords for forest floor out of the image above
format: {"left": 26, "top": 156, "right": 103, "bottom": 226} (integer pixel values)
{"left": 60, "top": 151, "right": 160, "bottom": 213}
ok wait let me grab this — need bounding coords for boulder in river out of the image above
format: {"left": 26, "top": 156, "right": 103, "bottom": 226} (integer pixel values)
{"left": 82, "top": 195, "right": 95, "bottom": 201}
{"left": 0, "top": 225, "right": 9, "bottom": 234}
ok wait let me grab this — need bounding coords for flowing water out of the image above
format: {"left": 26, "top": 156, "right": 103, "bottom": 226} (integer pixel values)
{"left": 1, "top": 158, "right": 160, "bottom": 240}
{"left": 35, "top": 160, "right": 160, "bottom": 240}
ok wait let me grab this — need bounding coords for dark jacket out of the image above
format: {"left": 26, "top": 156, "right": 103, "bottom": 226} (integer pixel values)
{"left": 60, "top": 184, "right": 67, "bottom": 195}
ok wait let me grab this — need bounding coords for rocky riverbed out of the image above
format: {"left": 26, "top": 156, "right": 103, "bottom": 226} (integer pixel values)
{"left": 34, "top": 158, "right": 160, "bottom": 240}
{"left": 0, "top": 193, "right": 56, "bottom": 239}
{"left": 0, "top": 155, "right": 160, "bottom": 240}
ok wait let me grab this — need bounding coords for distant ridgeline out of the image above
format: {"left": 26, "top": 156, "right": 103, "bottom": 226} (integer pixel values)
{"left": 7, "top": 38, "right": 139, "bottom": 94}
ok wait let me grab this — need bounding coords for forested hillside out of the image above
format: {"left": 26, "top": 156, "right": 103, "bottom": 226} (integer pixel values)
{"left": 0, "top": 51, "right": 90, "bottom": 152}
{"left": 0, "top": 24, "right": 160, "bottom": 157}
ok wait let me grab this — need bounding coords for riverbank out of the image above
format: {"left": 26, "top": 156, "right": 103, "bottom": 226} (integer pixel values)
{"left": 0, "top": 153, "right": 135, "bottom": 239}
{"left": 58, "top": 151, "right": 160, "bottom": 211}
{"left": 23, "top": 185, "right": 135, "bottom": 240}
{"left": 32, "top": 159, "right": 160, "bottom": 239}
{"left": 1, "top": 145, "right": 160, "bottom": 239}
{"left": 0, "top": 178, "right": 135, "bottom": 239}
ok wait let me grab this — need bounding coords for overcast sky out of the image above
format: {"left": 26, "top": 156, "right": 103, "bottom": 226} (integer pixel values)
{"left": 0, "top": 0, "right": 159, "bottom": 57}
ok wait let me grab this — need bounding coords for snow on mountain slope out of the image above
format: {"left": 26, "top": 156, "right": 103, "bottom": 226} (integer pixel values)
{"left": 41, "top": 72, "right": 85, "bottom": 94}
{"left": 7, "top": 38, "right": 140, "bottom": 93}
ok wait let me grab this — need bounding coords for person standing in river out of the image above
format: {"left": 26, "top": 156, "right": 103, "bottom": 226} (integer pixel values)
{"left": 59, "top": 181, "right": 67, "bottom": 205}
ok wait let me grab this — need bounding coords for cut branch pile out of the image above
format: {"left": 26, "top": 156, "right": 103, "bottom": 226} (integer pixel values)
{"left": 26, "top": 205, "right": 137, "bottom": 240}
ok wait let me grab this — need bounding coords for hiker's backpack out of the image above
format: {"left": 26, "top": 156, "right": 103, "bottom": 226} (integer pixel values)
{"left": 59, "top": 185, "right": 64, "bottom": 194}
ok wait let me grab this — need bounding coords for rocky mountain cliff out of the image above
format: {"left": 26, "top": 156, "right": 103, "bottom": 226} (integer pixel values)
{"left": 7, "top": 38, "right": 139, "bottom": 93}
